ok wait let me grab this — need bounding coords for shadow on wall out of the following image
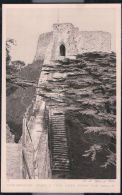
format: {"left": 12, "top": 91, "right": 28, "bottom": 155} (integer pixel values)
{"left": 60, "top": 44, "right": 66, "bottom": 56}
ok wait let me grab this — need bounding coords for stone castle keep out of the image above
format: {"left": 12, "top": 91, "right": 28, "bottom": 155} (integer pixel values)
{"left": 7, "top": 23, "right": 112, "bottom": 179}
{"left": 34, "top": 23, "right": 111, "bottom": 64}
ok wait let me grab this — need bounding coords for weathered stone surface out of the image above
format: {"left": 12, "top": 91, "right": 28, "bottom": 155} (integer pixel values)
{"left": 34, "top": 32, "right": 53, "bottom": 61}
{"left": 34, "top": 23, "right": 111, "bottom": 64}
{"left": 35, "top": 51, "right": 116, "bottom": 178}
{"left": 7, "top": 143, "right": 22, "bottom": 179}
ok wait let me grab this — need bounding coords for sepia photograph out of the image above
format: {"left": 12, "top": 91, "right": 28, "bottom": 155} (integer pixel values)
{"left": 1, "top": 3, "right": 121, "bottom": 193}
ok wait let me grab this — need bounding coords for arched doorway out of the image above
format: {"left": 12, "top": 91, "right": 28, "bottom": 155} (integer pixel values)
{"left": 60, "top": 44, "right": 66, "bottom": 56}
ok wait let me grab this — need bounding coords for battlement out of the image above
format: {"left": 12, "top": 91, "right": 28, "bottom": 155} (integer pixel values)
{"left": 53, "top": 23, "right": 77, "bottom": 33}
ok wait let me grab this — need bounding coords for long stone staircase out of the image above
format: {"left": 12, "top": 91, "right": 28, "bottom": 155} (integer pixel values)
{"left": 49, "top": 110, "right": 70, "bottom": 177}
{"left": 36, "top": 61, "right": 71, "bottom": 177}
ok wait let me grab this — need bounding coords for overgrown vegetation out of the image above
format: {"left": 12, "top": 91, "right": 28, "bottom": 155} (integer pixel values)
{"left": 7, "top": 46, "right": 116, "bottom": 177}
{"left": 39, "top": 51, "right": 116, "bottom": 178}
{"left": 6, "top": 38, "right": 16, "bottom": 67}
{"left": 7, "top": 60, "right": 43, "bottom": 142}
{"left": 6, "top": 38, "right": 44, "bottom": 142}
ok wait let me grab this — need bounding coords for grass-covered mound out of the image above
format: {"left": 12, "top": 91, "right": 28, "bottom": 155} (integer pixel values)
{"left": 39, "top": 51, "right": 116, "bottom": 179}
{"left": 6, "top": 60, "right": 43, "bottom": 142}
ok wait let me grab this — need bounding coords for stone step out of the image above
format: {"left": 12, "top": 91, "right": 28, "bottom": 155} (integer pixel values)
{"left": 51, "top": 136, "right": 67, "bottom": 139}
{"left": 51, "top": 116, "right": 65, "bottom": 119}
{"left": 53, "top": 151, "right": 69, "bottom": 155}
{"left": 52, "top": 150, "right": 68, "bottom": 154}
{"left": 52, "top": 154, "right": 68, "bottom": 157}
{"left": 53, "top": 127, "right": 65, "bottom": 130}
{"left": 51, "top": 127, "right": 65, "bottom": 130}
{"left": 52, "top": 142, "right": 68, "bottom": 145}
{"left": 51, "top": 123, "right": 65, "bottom": 126}
{"left": 52, "top": 132, "right": 66, "bottom": 137}
{"left": 51, "top": 134, "right": 66, "bottom": 137}
{"left": 51, "top": 137, "right": 66, "bottom": 140}
{"left": 53, "top": 165, "right": 70, "bottom": 169}
{"left": 52, "top": 168, "right": 70, "bottom": 171}
{"left": 51, "top": 129, "right": 66, "bottom": 132}
{"left": 51, "top": 138, "right": 67, "bottom": 141}
{"left": 52, "top": 133, "right": 66, "bottom": 136}
{"left": 52, "top": 149, "right": 68, "bottom": 153}
{"left": 53, "top": 158, "right": 69, "bottom": 162}
{"left": 52, "top": 128, "right": 65, "bottom": 130}
{"left": 51, "top": 138, "right": 67, "bottom": 142}
{"left": 53, "top": 164, "right": 70, "bottom": 168}
{"left": 51, "top": 127, "right": 65, "bottom": 131}
{"left": 50, "top": 123, "right": 65, "bottom": 126}
{"left": 53, "top": 160, "right": 70, "bottom": 164}
{"left": 51, "top": 129, "right": 65, "bottom": 132}
{"left": 51, "top": 139, "right": 67, "bottom": 142}
{"left": 52, "top": 148, "right": 68, "bottom": 152}
{"left": 52, "top": 130, "right": 66, "bottom": 133}
{"left": 52, "top": 139, "right": 67, "bottom": 144}
{"left": 53, "top": 153, "right": 69, "bottom": 157}
{"left": 52, "top": 144, "right": 68, "bottom": 148}
{"left": 51, "top": 113, "right": 64, "bottom": 115}
{"left": 51, "top": 121, "right": 65, "bottom": 124}
{"left": 53, "top": 161, "right": 69, "bottom": 164}
{"left": 51, "top": 116, "right": 65, "bottom": 118}
{"left": 52, "top": 147, "right": 68, "bottom": 151}
{"left": 52, "top": 146, "right": 68, "bottom": 149}
{"left": 49, "top": 111, "right": 70, "bottom": 173}
{"left": 51, "top": 136, "right": 68, "bottom": 140}
{"left": 52, "top": 142, "right": 67, "bottom": 146}
{"left": 52, "top": 150, "right": 68, "bottom": 153}
{"left": 53, "top": 143, "right": 67, "bottom": 147}
{"left": 51, "top": 119, "right": 65, "bottom": 121}
{"left": 51, "top": 114, "right": 65, "bottom": 116}
{"left": 50, "top": 121, "right": 65, "bottom": 127}
{"left": 52, "top": 155, "right": 68, "bottom": 159}
{"left": 53, "top": 157, "right": 69, "bottom": 161}
{"left": 51, "top": 139, "right": 67, "bottom": 143}
{"left": 51, "top": 128, "right": 65, "bottom": 131}
{"left": 51, "top": 118, "right": 65, "bottom": 121}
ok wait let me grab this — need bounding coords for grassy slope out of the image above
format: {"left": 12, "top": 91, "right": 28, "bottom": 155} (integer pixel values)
{"left": 7, "top": 60, "right": 43, "bottom": 142}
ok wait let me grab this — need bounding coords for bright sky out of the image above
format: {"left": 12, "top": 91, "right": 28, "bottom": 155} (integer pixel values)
{"left": 5, "top": 5, "right": 117, "bottom": 64}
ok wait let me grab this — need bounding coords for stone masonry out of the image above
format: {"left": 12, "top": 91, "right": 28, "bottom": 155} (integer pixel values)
{"left": 34, "top": 23, "right": 111, "bottom": 64}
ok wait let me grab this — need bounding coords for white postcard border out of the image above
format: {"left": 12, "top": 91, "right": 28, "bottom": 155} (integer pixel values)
{"left": 1, "top": 3, "right": 121, "bottom": 193}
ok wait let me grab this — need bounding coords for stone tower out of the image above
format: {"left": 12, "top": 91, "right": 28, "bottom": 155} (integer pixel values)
{"left": 34, "top": 23, "right": 111, "bottom": 64}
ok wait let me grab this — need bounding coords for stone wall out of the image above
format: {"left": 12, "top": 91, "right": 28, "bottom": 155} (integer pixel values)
{"left": 7, "top": 143, "right": 22, "bottom": 179}
{"left": 34, "top": 32, "right": 53, "bottom": 61}
{"left": 44, "top": 23, "right": 79, "bottom": 63}
{"left": 34, "top": 23, "right": 111, "bottom": 64}
{"left": 77, "top": 31, "right": 111, "bottom": 53}
{"left": 52, "top": 23, "right": 79, "bottom": 59}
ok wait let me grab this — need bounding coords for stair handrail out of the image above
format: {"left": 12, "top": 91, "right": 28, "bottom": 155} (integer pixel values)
{"left": 22, "top": 150, "right": 33, "bottom": 179}
{"left": 22, "top": 99, "right": 36, "bottom": 179}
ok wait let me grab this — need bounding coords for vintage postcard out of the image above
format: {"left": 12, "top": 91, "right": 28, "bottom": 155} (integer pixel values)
{"left": 1, "top": 3, "right": 121, "bottom": 193}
